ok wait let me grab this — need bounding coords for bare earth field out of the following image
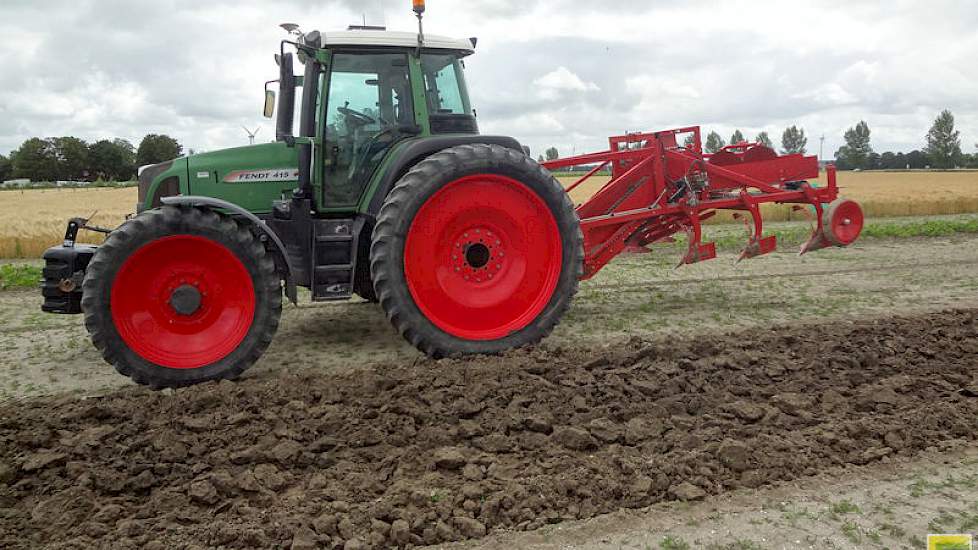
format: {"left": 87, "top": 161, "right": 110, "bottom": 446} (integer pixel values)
{"left": 2, "top": 225, "right": 978, "bottom": 548}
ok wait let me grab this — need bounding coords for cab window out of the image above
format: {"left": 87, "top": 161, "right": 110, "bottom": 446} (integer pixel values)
{"left": 421, "top": 54, "right": 471, "bottom": 115}
{"left": 323, "top": 52, "right": 414, "bottom": 206}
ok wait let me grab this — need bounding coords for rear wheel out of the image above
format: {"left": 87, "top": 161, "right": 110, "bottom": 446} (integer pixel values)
{"left": 81, "top": 205, "right": 281, "bottom": 388}
{"left": 370, "top": 144, "right": 582, "bottom": 357}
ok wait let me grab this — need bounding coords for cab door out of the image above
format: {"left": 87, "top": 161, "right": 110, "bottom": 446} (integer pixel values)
{"left": 321, "top": 51, "right": 415, "bottom": 209}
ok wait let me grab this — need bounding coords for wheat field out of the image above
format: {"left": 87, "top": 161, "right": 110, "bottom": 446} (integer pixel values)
{"left": 0, "top": 171, "right": 977, "bottom": 258}
{"left": 0, "top": 187, "right": 135, "bottom": 258}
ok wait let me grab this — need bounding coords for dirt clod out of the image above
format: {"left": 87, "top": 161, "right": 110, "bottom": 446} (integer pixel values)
{"left": 433, "top": 447, "right": 467, "bottom": 470}
{"left": 718, "top": 440, "right": 751, "bottom": 472}
{"left": 553, "top": 426, "right": 597, "bottom": 450}
{"left": 390, "top": 519, "right": 411, "bottom": 545}
{"left": 726, "top": 401, "right": 766, "bottom": 422}
{"left": 670, "top": 481, "right": 707, "bottom": 501}
{"left": 290, "top": 526, "right": 318, "bottom": 550}
{"left": 4, "top": 309, "right": 978, "bottom": 548}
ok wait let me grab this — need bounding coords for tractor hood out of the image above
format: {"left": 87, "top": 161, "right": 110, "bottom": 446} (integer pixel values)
{"left": 138, "top": 157, "right": 186, "bottom": 212}
{"left": 185, "top": 141, "right": 300, "bottom": 214}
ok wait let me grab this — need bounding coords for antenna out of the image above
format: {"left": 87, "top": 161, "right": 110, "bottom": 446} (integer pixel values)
{"left": 279, "top": 23, "right": 302, "bottom": 37}
{"left": 413, "top": 0, "right": 425, "bottom": 55}
{"left": 242, "top": 126, "right": 261, "bottom": 145}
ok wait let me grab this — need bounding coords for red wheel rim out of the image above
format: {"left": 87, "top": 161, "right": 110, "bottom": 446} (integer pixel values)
{"left": 825, "top": 199, "right": 863, "bottom": 246}
{"left": 110, "top": 235, "right": 255, "bottom": 369}
{"left": 404, "top": 174, "right": 562, "bottom": 340}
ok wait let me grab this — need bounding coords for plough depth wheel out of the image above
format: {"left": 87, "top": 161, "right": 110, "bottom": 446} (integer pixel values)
{"left": 822, "top": 198, "right": 864, "bottom": 247}
{"left": 370, "top": 144, "right": 583, "bottom": 357}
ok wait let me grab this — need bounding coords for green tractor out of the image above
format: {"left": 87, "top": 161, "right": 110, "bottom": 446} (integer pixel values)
{"left": 41, "top": 8, "right": 581, "bottom": 388}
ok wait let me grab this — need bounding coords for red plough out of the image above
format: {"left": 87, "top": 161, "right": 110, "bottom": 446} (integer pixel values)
{"left": 542, "top": 126, "right": 865, "bottom": 279}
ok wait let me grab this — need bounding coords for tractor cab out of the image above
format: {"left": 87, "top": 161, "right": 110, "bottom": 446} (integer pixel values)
{"left": 266, "top": 28, "right": 479, "bottom": 211}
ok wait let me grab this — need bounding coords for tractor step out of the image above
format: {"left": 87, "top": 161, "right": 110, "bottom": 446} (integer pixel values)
{"left": 315, "top": 234, "right": 354, "bottom": 243}
{"left": 311, "top": 218, "right": 364, "bottom": 301}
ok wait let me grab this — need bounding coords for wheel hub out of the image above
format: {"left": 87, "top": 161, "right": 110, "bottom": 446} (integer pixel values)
{"left": 169, "top": 284, "right": 202, "bottom": 316}
{"left": 450, "top": 228, "right": 504, "bottom": 282}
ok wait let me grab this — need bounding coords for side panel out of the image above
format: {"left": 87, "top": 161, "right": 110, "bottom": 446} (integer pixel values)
{"left": 358, "top": 135, "right": 524, "bottom": 217}
{"left": 187, "top": 142, "right": 300, "bottom": 214}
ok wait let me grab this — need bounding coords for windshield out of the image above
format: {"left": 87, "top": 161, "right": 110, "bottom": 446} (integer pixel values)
{"left": 421, "top": 53, "right": 472, "bottom": 116}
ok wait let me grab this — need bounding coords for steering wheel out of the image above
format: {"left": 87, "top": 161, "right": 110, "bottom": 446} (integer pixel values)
{"left": 338, "top": 106, "right": 376, "bottom": 126}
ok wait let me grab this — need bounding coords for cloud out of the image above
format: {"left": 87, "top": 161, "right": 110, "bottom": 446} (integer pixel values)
{"left": 533, "top": 67, "right": 600, "bottom": 100}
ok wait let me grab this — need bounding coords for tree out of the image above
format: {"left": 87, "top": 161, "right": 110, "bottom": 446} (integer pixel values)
{"left": 545, "top": 147, "right": 559, "bottom": 161}
{"left": 781, "top": 126, "right": 807, "bottom": 154}
{"left": 867, "top": 152, "right": 881, "bottom": 170}
{"left": 113, "top": 139, "right": 137, "bottom": 180}
{"left": 905, "top": 150, "right": 928, "bottom": 169}
{"left": 89, "top": 139, "right": 136, "bottom": 181}
{"left": 0, "top": 153, "right": 10, "bottom": 182}
{"left": 755, "top": 132, "right": 773, "bottom": 149}
{"left": 12, "top": 138, "right": 59, "bottom": 182}
{"left": 834, "top": 121, "right": 873, "bottom": 170}
{"left": 925, "top": 109, "right": 962, "bottom": 169}
{"left": 879, "top": 151, "right": 897, "bottom": 170}
{"left": 683, "top": 133, "right": 696, "bottom": 148}
{"left": 704, "top": 131, "right": 725, "bottom": 154}
{"left": 136, "top": 134, "right": 183, "bottom": 166}
{"left": 51, "top": 136, "right": 89, "bottom": 180}
{"left": 730, "top": 129, "right": 745, "bottom": 145}
{"left": 537, "top": 154, "right": 545, "bottom": 163}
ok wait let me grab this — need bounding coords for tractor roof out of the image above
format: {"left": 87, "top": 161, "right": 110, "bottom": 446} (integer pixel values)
{"left": 320, "top": 30, "right": 475, "bottom": 55}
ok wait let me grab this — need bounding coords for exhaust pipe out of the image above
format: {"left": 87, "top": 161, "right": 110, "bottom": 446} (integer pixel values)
{"left": 276, "top": 53, "right": 296, "bottom": 142}
{"left": 295, "top": 53, "right": 321, "bottom": 198}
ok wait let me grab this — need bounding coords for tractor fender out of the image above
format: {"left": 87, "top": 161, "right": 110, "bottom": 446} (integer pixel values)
{"left": 364, "top": 135, "right": 524, "bottom": 216}
{"left": 160, "top": 196, "right": 298, "bottom": 305}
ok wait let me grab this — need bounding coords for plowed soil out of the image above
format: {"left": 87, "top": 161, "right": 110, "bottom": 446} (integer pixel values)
{"left": 3, "top": 309, "right": 978, "bottom": 549}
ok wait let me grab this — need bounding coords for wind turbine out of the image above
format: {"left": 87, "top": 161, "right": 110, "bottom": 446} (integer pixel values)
{"left": 242, "top": 126, "right": 261, "bottom": 145}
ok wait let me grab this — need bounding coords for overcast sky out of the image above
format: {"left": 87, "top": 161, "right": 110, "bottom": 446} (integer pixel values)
{"left": 1, "top": 0, "right": 976, "bottom": 161}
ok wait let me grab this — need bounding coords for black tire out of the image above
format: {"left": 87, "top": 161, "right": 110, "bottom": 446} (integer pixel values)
{"left": 81, "top": 205, "right": 282, "bottom": 388}
{"left": 370, "top": 143, "right": 583, "bottom": 357}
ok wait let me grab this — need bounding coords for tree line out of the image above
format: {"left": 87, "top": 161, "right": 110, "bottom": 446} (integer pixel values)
{"left": 539, "top": 109, "right": 977, "bottom": 171}
{"left": 832, "top": 110, "right": 975, "bottom": 170}
{"left": 702, "top": 110, "right": 977, "bottom": 169}
{"left": 0, "top": 134, "right": 184, "bottom": 183}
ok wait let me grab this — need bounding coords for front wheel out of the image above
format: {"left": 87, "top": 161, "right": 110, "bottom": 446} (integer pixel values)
{"left": 370, "top": 144, "right": 583, "bottom": 357}
{"left": 81, "top": 205, "right": 282, "bottom": 388}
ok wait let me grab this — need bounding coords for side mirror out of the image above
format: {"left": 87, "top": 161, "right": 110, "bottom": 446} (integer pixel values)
{"left": 263, "top": 90, "right": 276, "bottom": 118}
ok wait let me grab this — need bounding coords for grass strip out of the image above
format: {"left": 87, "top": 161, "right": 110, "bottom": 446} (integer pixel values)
{"left": 0, "top": 264, "right": 41, "bottom": 290}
